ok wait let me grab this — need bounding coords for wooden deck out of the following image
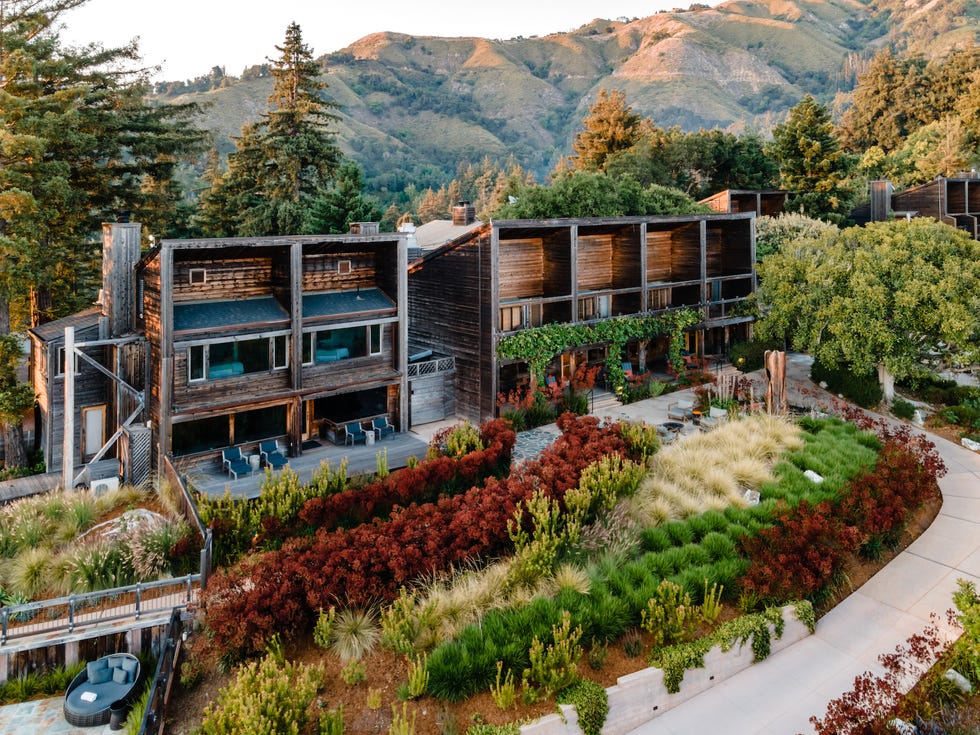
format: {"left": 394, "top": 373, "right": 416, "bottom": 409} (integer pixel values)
{"left": 183, "top": 431, "right": 430, "bottom": 499}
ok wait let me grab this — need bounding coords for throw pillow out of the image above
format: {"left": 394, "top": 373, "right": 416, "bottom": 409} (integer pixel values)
{"left": 90, "top": 667, "right": 112, "bottom": 685}
{"left": 121, "top": 657, "right": 138, "bottom": 675}
{"left": 112, "top": 666, "right": 128, "bottom": 684}
{"left": 86, "top": 659, "right": 107, "bottom": 680}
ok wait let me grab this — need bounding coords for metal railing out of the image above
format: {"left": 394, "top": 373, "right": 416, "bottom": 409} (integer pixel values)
{"left": 138, "top": 607, "right": 183, "bottom": 735}
{"left": 0, "top": 574, "right": 200, "bottom": 646}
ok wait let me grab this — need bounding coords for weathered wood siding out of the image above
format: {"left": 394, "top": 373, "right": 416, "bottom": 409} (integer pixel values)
{"left": 302, "top": 250, "right": 378, "bottom": 292}
{"left": 142, "top": 258, "right": 163, "bottom": 441}
{"left": 577, "top": 233, "right": 613, "bottom": 291}
{"left": 409, "top": 234, "right": 488, "bottom": 422}
{"left": 542, "top": 232, "right": 572, "bottom": 297}
{"left": 612, "top": 226, "right": 642, "bottom": 290}
{"left": 171, "top": 256, "right": 272, "bottom": 303}
{"left": 498, "top": 238, "right": 544, "bottom": 300}
{"left": 646, "top": 223, "right": 701, "bottom": 283}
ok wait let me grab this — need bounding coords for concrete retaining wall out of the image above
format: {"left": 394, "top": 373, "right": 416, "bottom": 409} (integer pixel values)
{"left": 521, "top": 605, "right": 811, "bottom": 735}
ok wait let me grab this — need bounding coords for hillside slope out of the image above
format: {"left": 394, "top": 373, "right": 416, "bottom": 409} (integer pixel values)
{"left": 162, "top": 0, "right": 979, "bottom": 190}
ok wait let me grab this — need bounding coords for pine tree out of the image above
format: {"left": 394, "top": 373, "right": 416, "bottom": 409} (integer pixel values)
{"left": 770, "top": 95, "right": 854, "bottom": 225}
{"left": 309, "top": 161, "right": 382, "bottom": 234}
{"left": 0, "top": 0, "right": 203, "bottom": 330}
{"left": 568, "top": 89, "right": 644, "bottom": 173}
{"left": 204, "top": 22, "right": 342, "bottom": 236}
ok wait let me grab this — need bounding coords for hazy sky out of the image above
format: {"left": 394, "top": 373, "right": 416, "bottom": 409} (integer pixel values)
{"left": 60, "top": 0, "right": 700, "bottom": 81}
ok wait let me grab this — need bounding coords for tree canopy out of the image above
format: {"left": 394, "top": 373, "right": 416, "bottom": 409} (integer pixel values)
{"left": 769, "top": 95, "right": 854, "bottom": 225}
{"left": 755, "top": 212, "right": 838, "bottom": 262}
{"left": 567, "top": 89, "right": 645, "bottom": 173}
{"left": 0, "top": 0, "right": 204, "bottom": 331}
{"left": 196, "top": 22, "right": 343, "bottom": 236}
{"left": 757, "top": 219, "right": 980, "bottom": 394}
{"left": 491, "top": 171, "right": 708, "bottom": 219}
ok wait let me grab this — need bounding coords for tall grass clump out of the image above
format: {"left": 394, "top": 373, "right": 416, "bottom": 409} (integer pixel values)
{"left": 331, "top": 608, "right": 381, "bottom": 662}
{"left": 628, "top": 415, "right": 803, "bottom": 528}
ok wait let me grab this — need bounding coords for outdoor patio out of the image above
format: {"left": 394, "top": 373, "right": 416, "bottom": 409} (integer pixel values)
{"left": 182, "top": 431, "right": 429, "bottom": 499}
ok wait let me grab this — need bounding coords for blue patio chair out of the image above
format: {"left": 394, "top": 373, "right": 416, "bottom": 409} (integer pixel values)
{"left": 259, "top": 440, "right": 288, "bottom": 470}
{"left": 344, "top": 422, "right": 368, "bottom": 445}
{"left": 372, "top": 416, "right": 395, "bottom": 440}
{"left": 221, "top": 447, "right": 252, "bottom": 480}
{"left": 622, "top": 361, "right": 635, "bottom": 380}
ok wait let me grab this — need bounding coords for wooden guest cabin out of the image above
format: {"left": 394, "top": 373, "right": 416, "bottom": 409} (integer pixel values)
{"left": 408, "top": 213, "right": 757, "bottom": 422}
{"left": 30, "top": 222, "right": 408, "bottom": 483}
{"left": 862, "top": 174, "right": 980, "bottom": 239}
{"left": 699, "top": 189, "right": 789, "bottom": 217}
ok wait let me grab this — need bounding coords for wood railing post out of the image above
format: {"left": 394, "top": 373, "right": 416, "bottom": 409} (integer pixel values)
{"left": 135, "top": 583, "right": 142, "bottom": 620}
{"left": 68, "top": 597, "right": 75, "bottom": 633}
{"left": 1, "top": 607, "right": 7, "bottom": 644}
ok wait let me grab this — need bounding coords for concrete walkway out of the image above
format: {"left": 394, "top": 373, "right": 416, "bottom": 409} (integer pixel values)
{"left": 0, "top": 696, "right": 115, "bottom": 735}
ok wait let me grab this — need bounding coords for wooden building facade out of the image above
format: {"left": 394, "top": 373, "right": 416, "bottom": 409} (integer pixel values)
{"left": 30, "top": 225, "right": 408, "bottom": 480}
{"left": 699, "top": 189, "right": 788, "bottom": 217}
{"left": 872, "top": 174, "right": 980, "bottom": 239}
{"left": 140, "top": 233, "right": 408, "bottom": 464}
{"left": 408, "top": 214, "right": 757, "bottom": 422}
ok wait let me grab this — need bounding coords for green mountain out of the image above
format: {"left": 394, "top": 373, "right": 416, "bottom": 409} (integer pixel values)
{"left": 158, "top": 0, "right": 979, "bottom": 193}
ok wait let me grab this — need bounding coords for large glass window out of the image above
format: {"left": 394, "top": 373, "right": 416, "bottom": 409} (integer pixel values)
{"left": 172, "top": 415, "right": 230, "bottom": 456}
{"left": 236, "top": 405, "right": 287, "bottom": 444}
{"left": 186, "top": 335, "right": 288, "bottom": 383}
{"left": 307, "top": 324, "right": 384, "bottom": 364}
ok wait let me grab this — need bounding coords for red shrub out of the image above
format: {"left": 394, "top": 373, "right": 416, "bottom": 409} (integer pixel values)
{"left": 200, "top": 414, "right": 631, "bottom": 656}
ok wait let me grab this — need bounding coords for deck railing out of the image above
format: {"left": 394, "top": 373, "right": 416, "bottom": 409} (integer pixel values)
{"left": 138, "top": 607, "right": 184, "bottom": 735}
{"left": 0, "top": 574, "right": 200, "bottom": 646}
{"left": 407, "top": 355, "right": 455, "bottom": 378}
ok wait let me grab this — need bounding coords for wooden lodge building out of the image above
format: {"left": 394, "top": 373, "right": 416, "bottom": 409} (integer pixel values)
{"left": 30, "top": 222, "right": 408, "bottom": 482}
{"left": 408, "top": 213, "right": 757, "bottom": 422}
{"left": 859, "top": 173, "right": 980, "bottom": 239}
{"left": 699, "top": 189, "right": 789, "bottom": 217}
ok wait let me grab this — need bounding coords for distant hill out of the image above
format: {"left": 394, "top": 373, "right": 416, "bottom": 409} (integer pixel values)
{"left": 157, "top": 0, "right": 979, "bottom": 194}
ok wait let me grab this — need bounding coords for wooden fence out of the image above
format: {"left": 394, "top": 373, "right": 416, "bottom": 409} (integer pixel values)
{"left": 137, "top": 607, "right": 184, "bottom": 735}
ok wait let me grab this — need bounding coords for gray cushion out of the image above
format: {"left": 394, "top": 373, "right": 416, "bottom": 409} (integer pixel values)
{"left": 86, "top": 660, "right": 107, "bottom": 679}
{"left": 112, "top": 667, "right": 128, "bottom": 685}
{"left": 89, "top": 666, "right": 112, "bottom": 685}
{"left": 121, "top": 657, "right": 138, "bottom": 675}
{"left": 107, "top": 654, "right": 124, "bottom": 669}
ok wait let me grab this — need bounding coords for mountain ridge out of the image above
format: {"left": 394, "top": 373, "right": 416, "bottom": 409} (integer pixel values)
{"left": 158, "top": 0, "right": 978, "bottom": 192}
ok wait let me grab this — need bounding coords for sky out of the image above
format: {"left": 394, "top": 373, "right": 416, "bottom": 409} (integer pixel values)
{"left": 60, "top": 0, "right": 696, "bottom": 82}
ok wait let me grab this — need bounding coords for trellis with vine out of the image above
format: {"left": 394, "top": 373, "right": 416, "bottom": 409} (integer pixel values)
{"left": 496, "top": 309, "right": 702, "bottom": 393}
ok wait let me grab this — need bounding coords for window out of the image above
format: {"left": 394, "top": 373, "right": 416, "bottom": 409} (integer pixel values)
{"left": 186, "top": 335, "right": 289, "bottom": 383}
{"left": 56, "top": 347, "right": 80, "bottom": 377}
{"left": 578, "top": 297, "right": 596, "bottom": 321}
{"left": 272, "top": 335, "right": 288, "bottom": 369}
{"left": 337, "top": 260, "right": 352, "bottom": 275}
{"left": 302, "top": 333, "right": 314, "bottom": 365}
{"left": 499, "top": 305, "right": 524, "bottom": 332}
{"left": 188, "top": 345, "right": 205, "bottom": 382}
{"left": 189, "top": 268, "right": 207, "bottom": 285}
{"left": 368, "top": 324, "right": 382, "bottom": 356}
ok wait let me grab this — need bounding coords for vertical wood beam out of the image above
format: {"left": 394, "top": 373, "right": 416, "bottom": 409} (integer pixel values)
{"left": 569, "top": 225, "right": 578, "bottom": 324}
{"left": 397, "top": 233, "right": 408, "bottom": 432}
{"left": 62, "top": 327, "right": 74, "bottom": 490}
{"left": 639, "top": 222, "right": 648, "bottom": 312}
{"left": 290, "top": 242, "right": 303, "bottom": 453}
{"left": 159, "top": 245, "right": 173, "bottom": 460}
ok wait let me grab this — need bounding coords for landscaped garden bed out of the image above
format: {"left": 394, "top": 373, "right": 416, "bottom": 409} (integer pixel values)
{"left": 165, "top": 410, "right": 947, "bottom": 735}
{"left": 0, "top": 484, "right": 199, "bottom": 605}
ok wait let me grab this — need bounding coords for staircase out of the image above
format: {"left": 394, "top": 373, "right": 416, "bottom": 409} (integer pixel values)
{"left": 589, "top": 387, "right": 624, "bottom": 417}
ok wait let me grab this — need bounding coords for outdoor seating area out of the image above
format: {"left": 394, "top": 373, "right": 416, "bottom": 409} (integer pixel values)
{"left": 666, "top": 400, "right": 694, "bottom": 422}
{"left": 259, "top": 440, "right": 288, "bottom": 469}
{"left": 63, "top": 653, "right": 141, "bottom": 727}
{"left": 221, "top": 446, "right": 252, "bottom": 480}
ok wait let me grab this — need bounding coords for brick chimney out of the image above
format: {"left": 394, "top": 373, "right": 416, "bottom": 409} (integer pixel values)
{"left": 452, "top": 201, "right": 476, "bottom": 226}
{"left": 101, "top": 221, "right": 142, "bottom": 337}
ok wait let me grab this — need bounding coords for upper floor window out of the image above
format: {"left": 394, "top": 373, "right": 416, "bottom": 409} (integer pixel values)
{"left": 337, "top": 260, "right": 352, "bottom": 275}
{"left": 56, "top": 347, "right": 80, "bottom": 377}
{"left": 187, "top": 335, "right": 289, "bottom": 384}
{"left": 648, "top": 288, "right": 671, "bottom": 311}
{"left": 189, "top": 268, "right": 207, "bottom": 285}
{"left": 305, "top": 324, "right": 384, "bottom": 365}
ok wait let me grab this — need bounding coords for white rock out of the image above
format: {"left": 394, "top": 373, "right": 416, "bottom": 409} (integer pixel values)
{"left": 803, "top": 469, "right": 824, "bottom": 484}
{"left": 944, "top": 668, "right": 972, "bottom": 693}
{"left": 743, "top": 489, "right": 760, "bottom": 506}
{"left": 962, "top": 437, "right": 980, "bottom": 452}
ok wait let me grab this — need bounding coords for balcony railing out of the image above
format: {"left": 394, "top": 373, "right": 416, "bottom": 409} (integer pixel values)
{"left": 407, "top": 355, "right": 456, "bottom": 378}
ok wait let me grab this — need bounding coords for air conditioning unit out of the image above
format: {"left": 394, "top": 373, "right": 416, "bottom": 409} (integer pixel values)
{"left": 91, "top": 476, "right": 119, "bottom": 495}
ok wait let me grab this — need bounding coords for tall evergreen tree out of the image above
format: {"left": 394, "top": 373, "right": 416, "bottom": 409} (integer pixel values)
{"left": 567, "top": 89, "right": 644, "bottom": 173}
{"left": 198, "top": 22, "right": 341, "bottom": 236}
{"left": 309, "top": 161, "right": 382, "bottom": 234}
{"left": 0, "top": 0, "right": 203, "bottom": 331}
{"left": 770, "top": 95, "right": 854, "bottom": 225}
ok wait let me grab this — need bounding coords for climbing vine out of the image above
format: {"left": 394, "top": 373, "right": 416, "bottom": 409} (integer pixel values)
{"left": 496, "top": 309, "right": 702, "bottom": 392}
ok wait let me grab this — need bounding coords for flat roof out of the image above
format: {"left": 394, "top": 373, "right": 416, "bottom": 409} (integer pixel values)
{"left": 174, "top": 297, "right": 288, "bottom": 332}
{"left": 303, "top": 288, "right": 395, "bottom": 319}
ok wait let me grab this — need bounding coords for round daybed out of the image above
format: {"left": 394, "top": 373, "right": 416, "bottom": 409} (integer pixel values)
{"left": 64, "top": 652, "right": 141, "bottom": 727}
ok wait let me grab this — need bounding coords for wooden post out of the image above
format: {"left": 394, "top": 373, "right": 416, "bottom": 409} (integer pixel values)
{"left": 63, "top": 327, "right": 75, "bottom": 490}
